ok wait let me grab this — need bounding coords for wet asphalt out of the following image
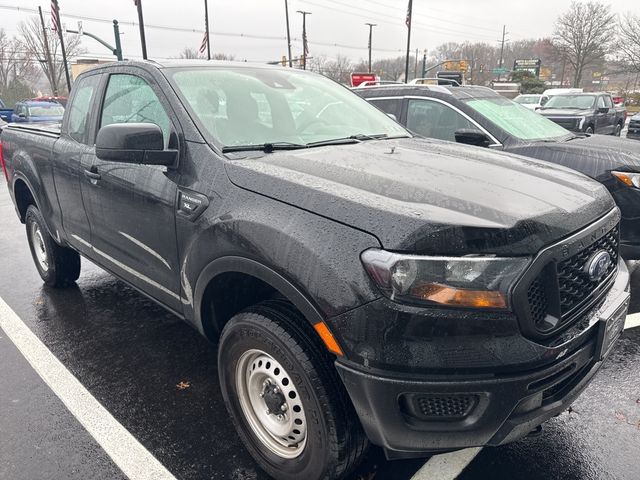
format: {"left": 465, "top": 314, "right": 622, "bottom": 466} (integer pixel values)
{"left": 0, "top": 178, "right": 639, "bottom": 480}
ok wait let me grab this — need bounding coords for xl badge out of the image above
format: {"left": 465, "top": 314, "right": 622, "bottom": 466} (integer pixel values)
{"left": 584, "top": 250, "right": 611, "bottom": 281}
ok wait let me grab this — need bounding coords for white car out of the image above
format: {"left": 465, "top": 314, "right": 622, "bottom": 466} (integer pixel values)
{"left": 514, "top": 94, "right": 549, "bottom": 111}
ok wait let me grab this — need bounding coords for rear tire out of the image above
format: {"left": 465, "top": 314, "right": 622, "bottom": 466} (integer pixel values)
{"left": 614, "top": 123, "right": 622, "bottom": 136}
{"left": 218, "top": 300, "right": 368, "bottom": 480}
{"left": 25, "top": 205, "right": 80, "bottom": 288}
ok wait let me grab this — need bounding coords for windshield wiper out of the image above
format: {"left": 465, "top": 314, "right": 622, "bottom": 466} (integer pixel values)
{"left": 222, "top": 142, "right": 307, "bottom": 153}
{"left": 306, "top": 133, "right": 409, "bottom": 147}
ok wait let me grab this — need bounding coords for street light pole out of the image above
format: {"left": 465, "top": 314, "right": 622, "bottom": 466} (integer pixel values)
{"left": 204, "top": 0, "right": 211, "bottom": 60}
{"left": 284, "top": 0, "right": 293, "bottom": 67}
{"left": 365, "top": 23, "right": 376, "bottom": 73}
{"left": 134, "top": 0, "right": 148, "bottom": 59}
{"left": 297, "top": 10, "right": 311, "bottom": 70}
{"left": 37, "top": 6, "right": 58, "bottom": 95}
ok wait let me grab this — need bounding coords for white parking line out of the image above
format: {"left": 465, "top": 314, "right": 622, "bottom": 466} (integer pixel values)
{"left": 625, "top": 312, "right": 640, "bottom": 330}
{"left": 411, "top": 447, "right": 482, "bottom": 480}
{"left": 0, "top": 296, "right": 177, "bottom": 480}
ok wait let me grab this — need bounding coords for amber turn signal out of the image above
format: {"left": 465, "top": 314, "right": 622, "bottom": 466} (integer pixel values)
{"left": 411, "top": 282, "right": 507, "bottom": 309}
{"left": 313, "top": 321, "right": 344, "bottom": 356}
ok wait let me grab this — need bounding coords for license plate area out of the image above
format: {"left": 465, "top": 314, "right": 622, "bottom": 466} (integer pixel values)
{"left": 596, "top": 292, "right": 629, "bottom": 360}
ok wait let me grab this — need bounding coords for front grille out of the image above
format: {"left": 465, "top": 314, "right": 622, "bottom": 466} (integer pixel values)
{"left": 557, "top": 227, "right": 618, "bottom": 315}
{"left": 524, "top": 224, "right": 619, "bottom": 336}
{"left": 547, "top": 117, "right": 578, "bottom": 130}
{"left": 415, "top": 395, "right": 476, "bottom": 418}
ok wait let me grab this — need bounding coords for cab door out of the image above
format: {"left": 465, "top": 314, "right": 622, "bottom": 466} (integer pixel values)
{"left": 80, "top": 70, "right": 183, "bottom": 312}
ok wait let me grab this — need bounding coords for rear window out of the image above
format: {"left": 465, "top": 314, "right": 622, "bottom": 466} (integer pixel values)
{"left": 28, "top": 105, "right": 65, "bottom": 117}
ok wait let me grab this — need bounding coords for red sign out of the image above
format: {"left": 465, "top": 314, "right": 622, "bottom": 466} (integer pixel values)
{"left": 350, "top": 73, "right": 378, "bottom": 87}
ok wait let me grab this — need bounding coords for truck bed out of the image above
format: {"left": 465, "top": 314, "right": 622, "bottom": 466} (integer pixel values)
{"left": 4, "top": 122, "right": 61, "bottom": 137}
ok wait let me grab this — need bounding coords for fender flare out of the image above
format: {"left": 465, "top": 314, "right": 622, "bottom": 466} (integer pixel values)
{"left": 193, "top": 256, "right": 324, "bottom": 334}
{"left": 11, "top": 171, "right": 42, "bottom": 219}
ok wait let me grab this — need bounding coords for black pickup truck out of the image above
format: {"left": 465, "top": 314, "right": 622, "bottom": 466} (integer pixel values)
{"left": 0, "top": 60, "right": 630, "bottom": 480}
{"left": 538, "top": 92, "right": 626, "bottom": 135}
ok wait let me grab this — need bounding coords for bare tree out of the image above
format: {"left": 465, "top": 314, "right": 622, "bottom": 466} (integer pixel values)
{"left": 18, "top": 17, "right": 84, "bottom": 95}
{"left": 177, "top": 47, "right": 235, "bottom": 61}
{"left": 619, "top": 13, "right": 640, "bottom": 73}
{"left": 552, "top": 1, "right": 615, "bottom": 87}
{"left": 0, "top": 28, "right": 40, "bottom": 105}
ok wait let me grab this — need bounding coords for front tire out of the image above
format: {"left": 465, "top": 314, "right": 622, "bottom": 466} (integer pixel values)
{"left": 25, "top": 205, "right": 81, "bottom": 287}
{"left": 585, "top": 125, "right": 594, "bottom": 134}
{"left": 614, "top": 123, "right": 622, "bottom": 136}
{"left": 218, "top": 300, "right": 368, "bottom": 480}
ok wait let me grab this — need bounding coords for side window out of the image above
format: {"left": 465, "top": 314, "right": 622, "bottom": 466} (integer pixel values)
{"left": 369, "top": 98, "right": 403, "bottom": 121}
{"left": 100, "top": 74, "right": 171, "bottom": 147}
{"left": 603, "top": 96, "right": 613, "bottom": 109}
{"left": 541, "top": 96, "right": 549, "bottom": 106}
{"left": 597, "top": 96, "right": 606, "bottom": 109}
{"left": 406, "top": 99, "right": 476, "bottom": 142}
{"left": 67, "top": 75, "right": 100, "bottom": 144}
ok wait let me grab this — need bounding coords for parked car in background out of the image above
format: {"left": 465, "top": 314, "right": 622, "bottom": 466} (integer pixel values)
{"left": 11, "top": 100, "right": 65, "bottom": 124}
{"left": 628, "top": 112, "right": 640, "bottom": 140}
{"left": 1, "top": 60, "right": 631, "bottom": 480}
{"left": 355, "top": 84, "right": 640, "bottom": 258}
{"left": 514, "top": 93, "right": 549, "bottom": 110}
{"left": 32, "top": 96, "right": 68, "bottom": 107}
{"left": 0, "top": 98, "right": 13, "bottom": 123}
{"left": 538, "top": 92, "right": 625, "bottom": 135}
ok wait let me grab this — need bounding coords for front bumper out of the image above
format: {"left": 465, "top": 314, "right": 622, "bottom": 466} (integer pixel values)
{"left": 332, "top": 261, "right": 629, "bottom": 457}
{"left": 627, "top": 123, "right": 640, "bottom": 140}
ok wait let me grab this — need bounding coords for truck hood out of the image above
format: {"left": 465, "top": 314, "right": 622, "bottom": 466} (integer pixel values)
{"left": 539, "top": 108, "right": 589, "bottom": 117}
{"left": 225, "top": 138, "right": 615, "bottom": 256}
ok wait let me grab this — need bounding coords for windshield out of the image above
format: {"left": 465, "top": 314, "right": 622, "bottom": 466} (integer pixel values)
{"left": 543, "top": 95, "right": 596, "bottom": 110}
{"left": 168, "top": 67, "right": 409, "bottom": 148}
{"left": 27, "top": 104, "right": 65, "bottom": 117}
{"left": 514, "top": 95, "right": 540, "bottom": 105}
{"left": 465, "top": 96, "right": 571, "bottom": 141}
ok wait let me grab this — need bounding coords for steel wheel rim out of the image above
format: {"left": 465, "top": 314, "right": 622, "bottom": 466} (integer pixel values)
{"left": 236, "top": 349, "right": 307, "bottom": 459}
{"left": 30, "top": 223, "right": 49, "bottom": 272}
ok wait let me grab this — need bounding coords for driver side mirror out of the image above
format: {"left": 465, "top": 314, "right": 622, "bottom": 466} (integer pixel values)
{"left": 598, "top": 107, "right": 609, "bottom": 114}
{"left": 95, "top": 123, "right": 177, "bottom": 166}
{"left": 454, "top": 129, "right": 491, "bottom": 147}
{"left": 386, "top": 113, "right": 398, "bottom": 122}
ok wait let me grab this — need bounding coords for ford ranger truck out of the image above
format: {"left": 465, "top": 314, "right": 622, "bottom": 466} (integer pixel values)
{"left": 0, "top": 60, "right": 630, "bottom": 480}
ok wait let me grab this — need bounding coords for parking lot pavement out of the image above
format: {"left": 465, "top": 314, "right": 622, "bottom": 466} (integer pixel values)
{"left": 0, "top": 179, "right": 639, "bottom": 480}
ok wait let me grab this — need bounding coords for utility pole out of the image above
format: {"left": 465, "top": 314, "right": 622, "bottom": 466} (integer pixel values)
{"left": 365, "top": 23, "right": 376, "bottom": 73}
{"left": 113, "top": 20, "right": 123, "bottom": 61}
{"left": 297, "top": 10, "right": 311, "bottom": 70}
{"left": 421, "top": 49, "right": 427, "bottom": 78}
{"left": 497, "top": 24, "right": 508, "bottom": 81}
{"left": 134, "top": 0, "right": 147, "bottom": 59}
{"left": 203, "top": 0, "right": 211, "bottom": 60}
{"left": 51, "top": 0, "right": 71, "bottom": 92}
{"left": 404, "top": 0, "right": 413, "bottom": 83}
{"left": 414, "top": 48, "right": 419, "bottom": 79}
{"left": 284, "top": 0, "right": 293, "bottom": 67}
{"left": 38, "top": 6, "right": 58, "bottom": 95}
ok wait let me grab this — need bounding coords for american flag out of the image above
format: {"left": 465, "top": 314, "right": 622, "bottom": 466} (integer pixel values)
{"left": 405, "top": 0, "right": 412, "bottom": 28}
{"left": 199, "top": 32, "right": 208, "bottom": 54}
{"left": 51, "top": 0, "right": 61, "bottom": 33}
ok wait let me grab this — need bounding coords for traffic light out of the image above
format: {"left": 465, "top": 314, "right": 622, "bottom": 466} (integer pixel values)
{"left": 281, "top": 56, "right": 287, "bottom": 67}
{"left": 479, "top": 64, "right": 485, "bottom": 73}
{"left": 459, "top": 60, "right": 468, "bottom": 73}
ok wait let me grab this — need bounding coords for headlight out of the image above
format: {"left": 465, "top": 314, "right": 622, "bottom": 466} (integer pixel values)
{"left": 361, "top": 249, "right": 530, "bottom": 309}
{"left": 612, "top": 171, "right": 640, "bottom": 188}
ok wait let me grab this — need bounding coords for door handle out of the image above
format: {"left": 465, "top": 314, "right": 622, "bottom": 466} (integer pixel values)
{"left": 83, "top": 168, "right": 101, "bottom": 181}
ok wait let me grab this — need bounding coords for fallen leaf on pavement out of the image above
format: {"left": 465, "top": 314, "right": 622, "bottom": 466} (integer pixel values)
{"left": 615, "top": 411, "right": 626, "bottom": 422}
{"left": 176, "top": 381, "right": 191, "bottom": 390}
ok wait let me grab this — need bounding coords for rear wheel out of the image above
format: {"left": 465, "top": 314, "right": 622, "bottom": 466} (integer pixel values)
{"left": 614, "top": 123, "right": 622, "bottom": 136}
{"left": 25, "top": 205, "right": 80, "bottom": 287}
{"left": 218, "top": 300, "right": 368, "bottom": 480}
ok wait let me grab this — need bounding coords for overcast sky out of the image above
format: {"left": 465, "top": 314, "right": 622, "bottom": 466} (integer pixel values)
{"left": 1, "top": 0, "right": 638, "bottom": 63}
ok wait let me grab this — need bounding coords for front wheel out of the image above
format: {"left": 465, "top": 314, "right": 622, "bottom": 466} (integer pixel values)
{"left": 218, "top": 301, "right": 368, "bottom": 480}
{"left": 585, "top": 126, "right": 594, "bottom": 135}
{"left": 25, "top": 205, "right": 81, "bottom": 287}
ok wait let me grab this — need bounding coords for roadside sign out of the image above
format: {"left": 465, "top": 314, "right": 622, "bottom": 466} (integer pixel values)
{"left": 350, "top": 72, "right": 378, "bottom": 87}
{"left": 492, "top": 67, "right": 509, "bottom": 75}
{"left": 513, "top": 58, "right": 541, "bottom": 77}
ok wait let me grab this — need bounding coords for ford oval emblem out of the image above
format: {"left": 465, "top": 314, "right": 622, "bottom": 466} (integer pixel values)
{"left": 584, "top": 250, "right": 611, "bottom": 281}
